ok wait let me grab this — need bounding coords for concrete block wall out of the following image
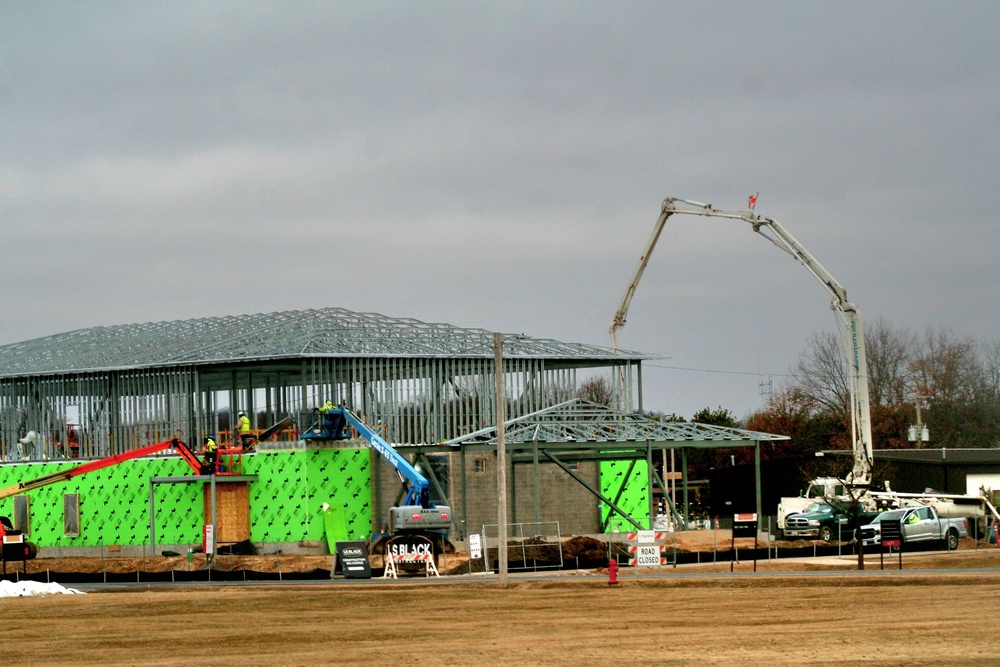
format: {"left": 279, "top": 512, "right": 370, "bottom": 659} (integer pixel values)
{"left": 452, "top": 451, "right": 601, "bottom": 538}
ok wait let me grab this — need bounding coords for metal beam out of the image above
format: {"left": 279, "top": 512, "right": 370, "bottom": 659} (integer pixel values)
{"left": 542, "top": 450, "right": 644, "bottom": 531}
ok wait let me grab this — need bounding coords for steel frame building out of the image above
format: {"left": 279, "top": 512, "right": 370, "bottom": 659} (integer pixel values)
{"left": 0, "top": 307, "right": 648, "bottom": 461}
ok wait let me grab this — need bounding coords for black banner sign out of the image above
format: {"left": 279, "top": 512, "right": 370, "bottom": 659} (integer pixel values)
{"left": 335, "top": 541, "right": 372, "bottom": 579}
{"left": 732, "top": 513, "right": 758, "bottom": 538}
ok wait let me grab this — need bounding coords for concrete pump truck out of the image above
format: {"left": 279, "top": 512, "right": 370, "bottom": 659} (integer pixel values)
{"left": 611, "top": 196, "right": 1000, "bottom": 540}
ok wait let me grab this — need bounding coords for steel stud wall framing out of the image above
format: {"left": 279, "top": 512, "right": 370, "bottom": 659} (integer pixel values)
{"left": 0, "top": 358, "right": 617, "bottom": 461}
{"left": 0, "top": 309, "right": 646, "bottom": 461}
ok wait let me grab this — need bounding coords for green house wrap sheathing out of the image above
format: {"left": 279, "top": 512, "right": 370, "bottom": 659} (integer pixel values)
{"left": 600, "top": 460, "right": 651, "bottom": 530}
{"left": 243, "top": 448, "right": 371, "bottom": 543}
{"left": 0, "top": 447, "right": 371, "bottom": 548}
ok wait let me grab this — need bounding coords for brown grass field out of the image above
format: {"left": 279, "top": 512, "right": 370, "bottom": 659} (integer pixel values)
{"left": 2, "top": 547, "right": 1000, "bottom": 666}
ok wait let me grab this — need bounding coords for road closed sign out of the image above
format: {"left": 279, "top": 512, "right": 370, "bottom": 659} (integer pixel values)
{"left": 634, "top": 544, "right": 661, "bottom": 567}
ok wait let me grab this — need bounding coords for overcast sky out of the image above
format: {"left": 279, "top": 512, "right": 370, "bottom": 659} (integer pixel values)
{"left": 2, "top": 2, "right": 998, "bottom": 420}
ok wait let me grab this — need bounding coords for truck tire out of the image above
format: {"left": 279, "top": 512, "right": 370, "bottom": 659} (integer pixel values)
{"left": 819, "top": 525, "right": 834, "bottom": 543}
{"left": 946, "top": 528, "right": 959, "bottom": 551}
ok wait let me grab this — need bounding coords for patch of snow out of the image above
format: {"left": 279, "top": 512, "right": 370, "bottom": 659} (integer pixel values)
{"left": 0, "top": 580, "right": 85, "bottom": 597}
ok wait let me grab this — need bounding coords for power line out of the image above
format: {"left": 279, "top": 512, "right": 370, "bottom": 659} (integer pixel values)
{"left": 645, "top": 362, "right": 794, "bottom": 378}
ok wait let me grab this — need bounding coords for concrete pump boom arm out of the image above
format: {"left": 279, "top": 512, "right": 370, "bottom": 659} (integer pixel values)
{"left": 609, "top": 204, "right": 673, "bottom": 351}
{"left": 659, "top": 197, "right": 874, "bottom": 486}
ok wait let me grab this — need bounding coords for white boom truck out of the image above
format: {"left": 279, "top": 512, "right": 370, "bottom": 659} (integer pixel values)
{"left": 615, "top": 197, "right": 1000, "bottom": 537}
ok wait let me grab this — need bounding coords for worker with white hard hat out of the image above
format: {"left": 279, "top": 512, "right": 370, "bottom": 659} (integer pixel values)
{"left": 236, "top": 410, "right": 254, "bottom": 451}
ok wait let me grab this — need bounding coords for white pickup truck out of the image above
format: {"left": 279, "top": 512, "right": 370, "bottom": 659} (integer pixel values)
{"left": 860, "top": 506, "right": 967, "bottom": 550}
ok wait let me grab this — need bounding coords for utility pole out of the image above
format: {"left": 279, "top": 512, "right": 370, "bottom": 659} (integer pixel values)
{"left": 493, "top": 332, "right": 508, "bottom": 589}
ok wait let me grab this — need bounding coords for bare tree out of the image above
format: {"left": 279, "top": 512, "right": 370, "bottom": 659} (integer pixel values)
{"left": 577, "top": 375, "right": 619, "bottom": 407}
{"left": 865, "top": 318, "right": 917, "bottom": 407}
{"left": 789, "top": 318, "right": 916, "bottom": 416}
{"left": 907, "top": 327, "right": 1000, "bottom": 447}
{"left": 911, "top": 327, "right": 980, "bottom": 405}
{"left": 789, "top": 330, "right": 850, "bottom": 416}
{"left": 980, "top": 337, "right": 1000, "bottom": 400}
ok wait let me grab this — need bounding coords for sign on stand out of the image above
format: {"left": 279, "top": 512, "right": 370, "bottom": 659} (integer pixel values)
{"left": 335, "top": 541, "right": 372, "bottom": 579}
{"left": 731, "top": 514, "right": 758, "bottom": 538}
{"left": 203, "top": 524, "right": 215, "bottom": 556}
{"left": 879, "top": 518, "right": 903, "bottom": 570}
{"left": 730, "top": 514, "right": 758, "bottom": 573}
{"left": 382, "top": 534, "right": 439, "bottom": 579}
{"left": 469, "top": 533, "right": 482, "bottom": 560}
{"left": 627, "top": 531, "right": 667, "bottom": 569}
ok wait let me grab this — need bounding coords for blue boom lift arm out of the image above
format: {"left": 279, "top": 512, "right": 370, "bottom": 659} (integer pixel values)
{"left": 302, "top": 407, "right": 451, "bottom": 534}
{"left": 311, "top": 408, "right": 434, "bottom": 508}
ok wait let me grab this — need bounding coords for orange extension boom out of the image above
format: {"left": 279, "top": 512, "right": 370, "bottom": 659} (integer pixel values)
{"left": 0, "top": 437, "right": 205, "bottom": 501}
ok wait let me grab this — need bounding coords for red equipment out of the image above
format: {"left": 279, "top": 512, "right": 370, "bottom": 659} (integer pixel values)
{"left": 0, "top": 437, "right": 222, "bottom": 504}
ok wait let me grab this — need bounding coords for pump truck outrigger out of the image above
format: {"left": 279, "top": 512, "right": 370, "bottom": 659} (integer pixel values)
{"left": 302, "top": 407, "right": 452, "bottom": 537}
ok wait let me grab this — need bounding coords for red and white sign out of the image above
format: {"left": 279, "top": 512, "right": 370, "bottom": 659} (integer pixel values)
{"left": 626, "top": 531, "right": 665, "bottom": 543}
{"left": 629, "top": 544, "right": 663, "bottom": 567}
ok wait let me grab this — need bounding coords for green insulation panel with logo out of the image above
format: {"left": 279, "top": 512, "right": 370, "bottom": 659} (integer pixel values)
{"left": 600, "top": 460, "right": 651, "bottom": 531}
{"left": 0, "top": 447, "right": 372, "bottom": 549}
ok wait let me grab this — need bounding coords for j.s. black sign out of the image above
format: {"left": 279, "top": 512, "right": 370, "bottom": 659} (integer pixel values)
{"left": 335, "top": 541, "right": 372, "bottom": 579}
{"left": 385, "top": 534, "right": 436, "bottom": 560}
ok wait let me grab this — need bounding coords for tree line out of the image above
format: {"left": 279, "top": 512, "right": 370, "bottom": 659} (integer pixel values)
{"left": 578, "top": 321, "right": 1000, "bottom": 478}
{"left": 747, "top": 319, "right": 1000, "bottom": 454}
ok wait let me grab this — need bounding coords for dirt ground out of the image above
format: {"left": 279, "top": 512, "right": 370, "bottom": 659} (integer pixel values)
{"left": 2, "top": 533, "right": 999, "bottom": 665}
{"left": 2, "top": 573, "right": 999, "bottom": 666}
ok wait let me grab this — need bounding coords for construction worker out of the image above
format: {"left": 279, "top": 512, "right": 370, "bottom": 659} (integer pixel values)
{"left": 318, "top": 400, "right": 334, "bottom": 414}
{"left": 203, "top": 436, "right": 218, "bottom": 475}
{"left": 236, "top": 411, "right": 254, "bottom": 450}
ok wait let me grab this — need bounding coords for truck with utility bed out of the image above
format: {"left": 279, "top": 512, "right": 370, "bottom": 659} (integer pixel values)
{"left": 860, "top": 506, "right": 967, "bottom": 550}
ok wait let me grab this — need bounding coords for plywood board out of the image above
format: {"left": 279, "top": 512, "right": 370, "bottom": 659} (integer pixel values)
{"left": 203, "top": 482, "right": 250, "bottom": 544}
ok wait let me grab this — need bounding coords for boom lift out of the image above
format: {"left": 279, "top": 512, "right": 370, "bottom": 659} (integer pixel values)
{"left": 0, "top": 437, "right": 211, "bottom": 503}
{"left": 0, "top": 436, "right": 228, "bottom": 563}
{"left": 612, "top": 197, "right": 874, "bottom": 487}
{"left": 303, "top": 407, "right": 451, "bottom": 535}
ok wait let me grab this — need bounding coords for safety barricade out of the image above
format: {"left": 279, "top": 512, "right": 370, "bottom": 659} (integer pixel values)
{"left": 382, "top": 551, "right": 439, "bottom": 579}
{"left": 626, "top": 531, "right": 668, "bottom": 568}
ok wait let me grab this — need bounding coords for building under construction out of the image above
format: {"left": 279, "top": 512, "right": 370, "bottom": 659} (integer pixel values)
{"left": 0, "top": 307, "right": 647, "bottom": 457}
{"left": 0, "top": 307, "right": 785, "bottom": 556}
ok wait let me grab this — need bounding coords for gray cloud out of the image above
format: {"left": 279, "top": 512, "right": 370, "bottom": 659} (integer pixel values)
{"left": 2, "top": 2, "right": 998, "bottom": 419}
